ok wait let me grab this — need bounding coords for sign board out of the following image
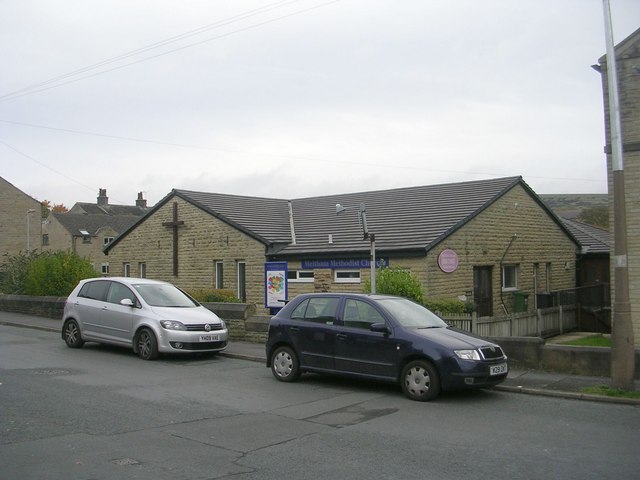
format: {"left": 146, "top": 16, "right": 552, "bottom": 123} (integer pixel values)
{"left": 264, "top": 262, "right": 288, "bottom": 309}
{"left": 302, "top": 258, "right": 389, "bottom": 269}
{"left": 438, "top": 249, "right": 459, "bottom": 273}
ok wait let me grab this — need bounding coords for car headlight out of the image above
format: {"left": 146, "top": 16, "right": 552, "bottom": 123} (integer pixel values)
{"left": 160, "top": 320, "right": 186, "bottom": 330}
{"left": 454, "top": 349, "right": 481, "bottom": 361}
{"left": 220, "top": 320, "right": 226, "bottom": 329}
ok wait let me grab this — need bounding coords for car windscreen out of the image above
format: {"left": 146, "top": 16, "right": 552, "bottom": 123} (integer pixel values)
{"left": 132, "top": 284, "right": 198, "bottom": 307}
{"left": 377, "top": 298, "right": 448, "bottom": 328}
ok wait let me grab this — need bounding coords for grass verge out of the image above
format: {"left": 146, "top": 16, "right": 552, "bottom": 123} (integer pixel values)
{"left": 583, "top": 386, "right": 640, "bottom": 399}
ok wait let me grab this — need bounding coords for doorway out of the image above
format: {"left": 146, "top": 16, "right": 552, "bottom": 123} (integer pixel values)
{"left": 473, "top": 266, "right": 493, "bottom": 317}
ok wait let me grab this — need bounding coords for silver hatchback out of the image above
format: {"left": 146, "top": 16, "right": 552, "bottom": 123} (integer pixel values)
{"left": 62, "top": 277, "right": 228, "bottom": 360}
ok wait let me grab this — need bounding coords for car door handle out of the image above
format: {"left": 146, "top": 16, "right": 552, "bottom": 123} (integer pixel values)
{"left": 336, "top": 333, "right": 348, "bottom": 339}
{"left": 289, "top": 326, "right": 300, "bottom": 333}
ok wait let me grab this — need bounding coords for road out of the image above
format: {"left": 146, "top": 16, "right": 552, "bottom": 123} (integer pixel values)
{"left": 1, "top": 324, "right": 638, "bottom": 480}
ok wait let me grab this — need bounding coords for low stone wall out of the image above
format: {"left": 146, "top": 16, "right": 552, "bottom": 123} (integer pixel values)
{"left": 0, "top": 294, "right": 66, "bottom": 319}
{"left": 493, "top": 336, "right": 640, "bottom": 379}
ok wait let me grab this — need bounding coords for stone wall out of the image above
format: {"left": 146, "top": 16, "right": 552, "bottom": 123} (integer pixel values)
{"left": 105, "top": 197, "right": 269, "bottom": 311}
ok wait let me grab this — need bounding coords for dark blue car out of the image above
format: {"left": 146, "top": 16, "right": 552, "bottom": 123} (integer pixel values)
{"left": 266, "top": 293, "right": 508, "bottom": 401}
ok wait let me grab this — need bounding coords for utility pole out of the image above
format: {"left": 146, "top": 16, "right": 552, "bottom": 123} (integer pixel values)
{"left": 602, "top": 0, "right": 635, "bottom": 390}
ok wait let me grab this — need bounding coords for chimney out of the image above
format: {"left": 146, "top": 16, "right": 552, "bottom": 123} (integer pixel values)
{"left": 136, "top": 192, "right": 147, "bottom": 208}
{"left": 97, "top": 188, "right": 109, "bottom": 206}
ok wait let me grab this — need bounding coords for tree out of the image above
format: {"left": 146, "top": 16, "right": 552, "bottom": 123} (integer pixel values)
{"left": 578, "top": 206, "right": 609, "bottom": 229}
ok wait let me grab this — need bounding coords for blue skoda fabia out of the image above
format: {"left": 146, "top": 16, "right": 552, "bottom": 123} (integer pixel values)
{"left": 266, "top": 293, "right": 508, "bottom": 401}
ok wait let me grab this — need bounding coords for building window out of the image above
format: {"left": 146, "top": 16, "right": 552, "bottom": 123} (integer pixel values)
{"left": 215, "top": 261, "right": 224, "bottom": 289}
{"left": 101, "top": 263, "right": 110, "bottom": 275}
{"left": 139, "top": 262, "right": 147, "bottom": 278}
{"left": 335, "top": 270, "right": 361, "bottom": 283}
{"left": 288, "top": 270, "right": 315, "bottom": 283}
{"left": 103, "top": 236, "right": 114, "bottom": 247}
{"left": 123, "top": 263, "right": 131, "bottom": 277}
{"left": 237, "top": 261, "right": 246, "bottom": 302}
{"left": 42, "top": 234, "right": 49, "bottom": 246}
{"left": 545, "top": 262, "right": 552, "bottom": 292}
{"left": 502, "top": 265, "right": 518, "bottom": 290}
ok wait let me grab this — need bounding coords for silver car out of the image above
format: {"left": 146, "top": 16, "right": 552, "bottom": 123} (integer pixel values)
{"left": 62, "top": 277, "right": 228, "bottom": 360}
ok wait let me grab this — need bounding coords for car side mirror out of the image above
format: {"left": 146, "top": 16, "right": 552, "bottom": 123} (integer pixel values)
{"left": 370, "top": 322, "right": 390, "bottom": 334}
{"left": 120, "top": 298, "right": 135, "bottom": 307}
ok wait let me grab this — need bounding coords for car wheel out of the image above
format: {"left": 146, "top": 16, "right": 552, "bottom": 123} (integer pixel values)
{"left": 401, "top": 360, "right": 440, "bottom": 401}
{"left": 270, "top": 346, "right": 300, "bottom": 382}
{"left": 63, "top": 320, "right": 84, "bottom": 348}
{"left": 136, "top": 328, "right": 159, "bottom": 360}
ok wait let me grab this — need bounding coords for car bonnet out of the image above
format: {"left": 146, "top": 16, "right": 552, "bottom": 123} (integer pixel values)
{"left": 411, "top": 326, "right": 495, "bottom": 350}
{"left": 149, "top": 305, "right": 222, "bottom": 324}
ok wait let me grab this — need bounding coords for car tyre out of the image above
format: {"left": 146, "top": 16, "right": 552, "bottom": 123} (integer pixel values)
{"left": 401, "top": 360, "right": 440, "bottom": 401}
{"left": 136, "top": 328, "right": 159, "bottom": 360}
{"left": 63, "top": 319, "right": 84, "bottom": 348}
{"left": 270, "top": 346, "right": 300, "bottom": 382}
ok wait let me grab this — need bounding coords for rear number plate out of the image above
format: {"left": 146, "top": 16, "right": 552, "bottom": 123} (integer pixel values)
{"left": 490, "top": 363, "right": 508, "bottom": 376}
{"left": 199, "top": 334, "right": 219, "bottom": 342}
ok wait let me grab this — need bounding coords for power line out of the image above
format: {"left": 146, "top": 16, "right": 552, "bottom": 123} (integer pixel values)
{"left": 1, "top": 119, "right": 604, "bottom": 185}
{"left": 0, "top": 0, "right": 341, "bottom": 103}
{"left": 0, "top": 139, "right": 96, "bottom": 194}
{"left": 0, "top": 0, "right": 303, "bottom": 101}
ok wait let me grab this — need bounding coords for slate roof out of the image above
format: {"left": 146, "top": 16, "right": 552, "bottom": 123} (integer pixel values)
{"left": 105, "top": 176, "right": 577, "bottom": 257}
{"left": 68, "top": 203, "right": 148, "bottom": 216}
{"left": 172, "top": 189, "right": 292, "bottom": 245}
{"left": 560, "top": 217, "right": 610, "bottom": 254}
{"left": 52, "top": 213, "right": 141, "bottom": 237}
{"left": 280, "top": 176, "right": 565, "bottom": 256}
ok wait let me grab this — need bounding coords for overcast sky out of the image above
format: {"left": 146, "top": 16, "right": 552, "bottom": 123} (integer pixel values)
{"left": 1, "top": 1, "right": 639, "bottom": 209}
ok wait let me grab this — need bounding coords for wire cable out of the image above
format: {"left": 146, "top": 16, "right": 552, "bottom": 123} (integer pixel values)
{"left": 0, "top": 0, "right": 341, "bottom": 103}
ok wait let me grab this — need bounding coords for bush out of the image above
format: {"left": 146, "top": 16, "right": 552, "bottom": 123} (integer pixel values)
{"left": 23, "top": 251, "right": 98, "bottom": 296}
{"left": 188, "top": 288, "right": 240, "bottom": 303}
{"left": 0, "top": 253, "right": 32, "bottom": 294}
{"left": 1, "top": 251, "right": 97, "bottom": 296}
{"left": 365, "top": 267, "right": 425, "bottom": 304}
{"left": 423, "top": 298, "right": 469, "bottom": 315}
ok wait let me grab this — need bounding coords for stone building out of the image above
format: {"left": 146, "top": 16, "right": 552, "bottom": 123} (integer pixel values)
{"left": 0, "top": 176, "right": 42, "bottom": 259}
{"left": 43, "top": 189, "right": 148, "bottom": 273}
{"left": 594, "top": 27, "right": 640, "bottom": 346}
{"left": 105, "top": 176, "right": 579, "bottom": 315}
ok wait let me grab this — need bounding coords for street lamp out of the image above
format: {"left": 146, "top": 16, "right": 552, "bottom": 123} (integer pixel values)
{"left": 26, "top": 208, "right": 36, "bottom": 254}
{"left": 336, "top": 202, "right": 377, "bottom": 294}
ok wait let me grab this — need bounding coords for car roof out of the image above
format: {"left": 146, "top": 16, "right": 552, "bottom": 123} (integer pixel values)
{"left": 292, "top": 292, "right": 400, "bottom": 301}
{"left": 81, "top": 277, "right": 170, "bottom": 286}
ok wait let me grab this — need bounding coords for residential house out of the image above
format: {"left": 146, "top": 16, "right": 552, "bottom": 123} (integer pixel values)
{"left": 0, "top": 176, "right": 42, "bottom": 260}
{"left": 105, "top": 176, "right": 579, "bottom": 315}
{"left": 43, "top": 189, "right": 149, "bottom": 274}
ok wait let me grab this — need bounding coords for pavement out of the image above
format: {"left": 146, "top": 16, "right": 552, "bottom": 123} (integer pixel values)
{"left": 1, "top": 310, "right": 638, "bottom": 405}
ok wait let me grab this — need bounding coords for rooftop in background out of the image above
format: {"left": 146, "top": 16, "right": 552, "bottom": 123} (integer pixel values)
{"left": 67, "top": 188, "right": 149, "bottom": 216}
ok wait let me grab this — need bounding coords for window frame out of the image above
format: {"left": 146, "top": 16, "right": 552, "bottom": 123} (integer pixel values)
{"left": 334, "top": 269, "right": 361, "bottom": 284}
{"left": 502, "top": 264, "right": 518, "bottom": 291}
{"left": 288, "top": 269, "right": 315, "bottom": 283}
{"left": 215, "top": 261, "right": 224, "bottom": 289}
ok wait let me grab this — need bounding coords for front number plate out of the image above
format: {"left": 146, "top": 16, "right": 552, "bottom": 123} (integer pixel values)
{"left": 199, "top": 334, "right": 220, "bottom": 342}
{"left": 490, "top": 363, "right": 508, "bottom": 376}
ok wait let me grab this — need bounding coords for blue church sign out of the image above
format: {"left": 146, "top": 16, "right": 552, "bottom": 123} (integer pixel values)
{"left": 301, "top": 258, "right": 389, "bottom": 269}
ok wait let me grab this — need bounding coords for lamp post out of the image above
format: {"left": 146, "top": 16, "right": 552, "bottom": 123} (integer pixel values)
{"left": 336, "top": 203, "right": 377, "bottom": 294}
{"left": 26, "top": 208, "right": 36, "bottom": 254}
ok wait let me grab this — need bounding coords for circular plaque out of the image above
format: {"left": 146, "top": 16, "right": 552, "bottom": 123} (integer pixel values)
{"left": 438, "top": 249, "right": 459, "bottom": 273}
